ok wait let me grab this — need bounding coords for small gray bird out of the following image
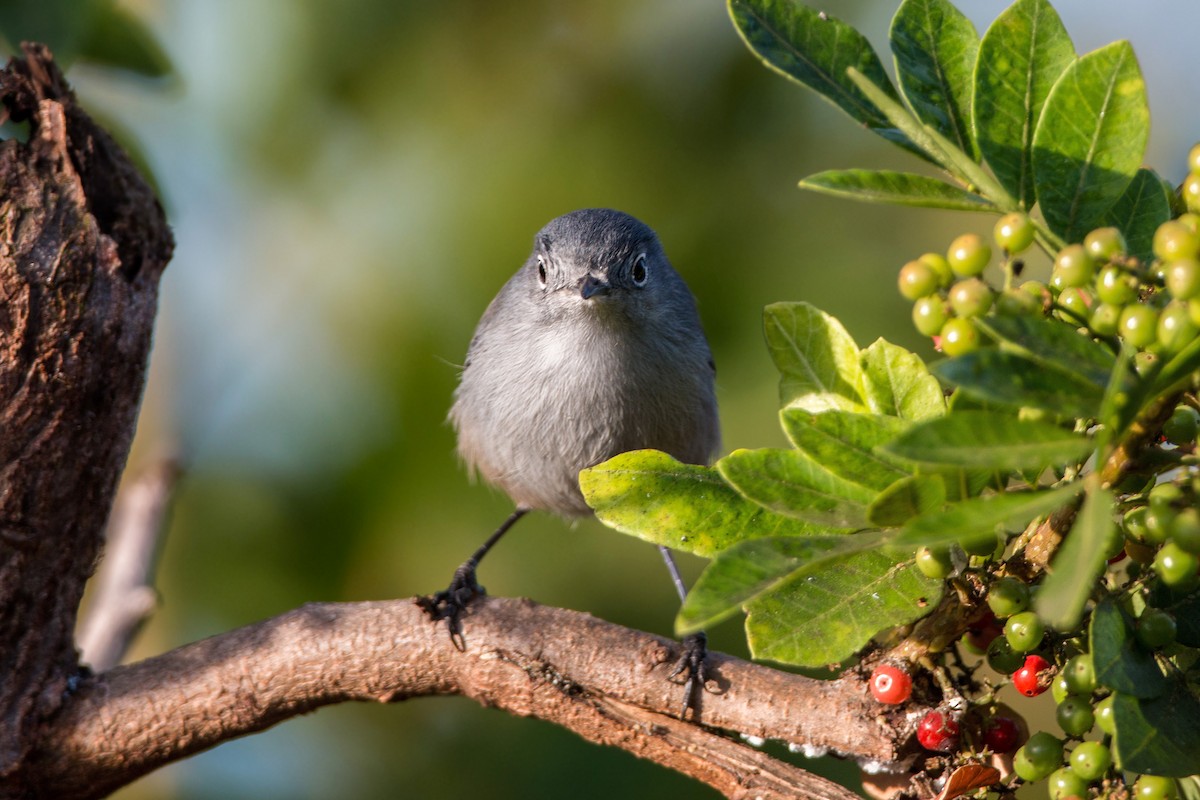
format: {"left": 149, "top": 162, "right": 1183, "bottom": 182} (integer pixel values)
{"left": 420, "top": 208, "right": 720, "bottom": 707}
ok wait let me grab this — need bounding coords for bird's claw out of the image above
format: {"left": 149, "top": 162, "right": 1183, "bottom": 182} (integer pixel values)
{"left": 416, "top": 562, "right": 484, "bottom": 651}
{"left": 668, "top": 631, "right": 712, "bottom": 720}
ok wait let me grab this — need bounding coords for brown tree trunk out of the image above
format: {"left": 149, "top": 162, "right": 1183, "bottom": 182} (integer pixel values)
{"left": 0, "top": 43, "right": 173, "bottom": 795}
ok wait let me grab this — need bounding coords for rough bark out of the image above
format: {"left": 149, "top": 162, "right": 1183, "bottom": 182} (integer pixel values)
{"left": 26, "top": 597, "right": 909, "bottom": 800}
{"left": 0, "top": 43, "right": 172, "bottom": 790}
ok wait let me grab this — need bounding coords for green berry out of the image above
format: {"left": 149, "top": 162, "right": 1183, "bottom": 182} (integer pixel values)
{"left": 1166, "top": 258, "right": 1200, "bottom": 300}
{"left": 947, "top": 233, "right": 991, "bottom": 277}
{"left": 1014, "top": 732, "right": 1065, "bottom": 782}
{"left": 987, "top": 577, "right": 1031, "bottom": 618}
{"left": 940, "top": 318, "right": 980, "bottom": 356}
{"left": 1005, "top": 611, "right": 1044, "bottom": 653}
{"left": 1069, "top": 741, "right": 1111, "bottom": 781}
{"left": 1056, "top": 695, "right": 1095, "bottom": 736}
{"left": 1055, "top": 245, "right": 1096, "bottom": 287}
{"left": 1134, "top": 350, "right": 1160, "bottom": 374}
{"left": 1154, "top": 541, "right": 1199, "bottom": 589}
{"left": 1061, "top": 654, "right": 1096, "bottom": 696}
{"left": 1136, "top": 607, "right": 1178, "bottom": 649}
{"left": 1154, "top": 220, "right": 1200, "bottom": 262}
{"left": 1189, "top": 142, "right": 1200, "bottom": 175}
{"left": 915, "top": 546, "right": 954, "bottom": 579}
{"left": 1163, "top": 406, "right": 1200, "bottom": 446}
{"left": 1095, "top": 265, "right": 1138, "bottom": 305}
{"left": 994, "top": 212, "right": 1036, "bottom": 253}
{"left": 1095, "top": 695, "right": 1115, "bottom": 735}
{"left": 912, "top": 296, "right": 948, "bottom": 337}
{"left": 898, "top": 260, "right": 940, "bottom": 300}
{"left": 1170, "top": 507, "right": 1200, "bottom": 553}
{"left": 1184, "top": 174, "right": 1200, "bottom": 215}
{"left": 1120, "top": 305, "right": 1160, "bottom": 348}
{"left": 1084, "top": 226, "right": 1127, "bottom": 261}
{"left": 1142, "top": 508, "right": 1170, "bottom": 546}
{"left": 997, "top": 287, "right": 1041, "bottom": 316}
{"left": 918, "top": 252, "right": 954, "bottom": 288}
{"left": 1134, "top": 775, "right": 1177, "bottom": 800}
{"left": 1057, "top": 287, "right": 1093, "bottom": 321}
{"left": 1048, "top": 767, "right": 1089, "bottom": 800}
{"left": 1090, "top": 302, "right": 1122, "bottom": 336}
{"left": 1150, "top": 482, "right": 1183, "bottom": 510}
{"left": 1050, "top": 672, "right": 1073, "bottom": 705}
{"left": 1158, "top": 300, "right": 1200, "bottom": 352}
{"left": 1179, "top": 213, "right": 1200, "bottom": 235}
{"left": 949, "top": 278, "right": 994, "bottom": 318}
{"left": 987, "top": 636, "right": 1024, "bottom": 674}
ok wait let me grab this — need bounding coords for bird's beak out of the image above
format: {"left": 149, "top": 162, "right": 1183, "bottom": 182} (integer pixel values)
{"left": 580, "top": 274, "right": 611, "bottom": 300}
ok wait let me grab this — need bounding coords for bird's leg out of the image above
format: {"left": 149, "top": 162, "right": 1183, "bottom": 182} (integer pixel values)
{"left": 658, "top": 545, "right": 712, "bottom": 720}
{"left": 417, "top": 507, "right": 529, "bottom": 649}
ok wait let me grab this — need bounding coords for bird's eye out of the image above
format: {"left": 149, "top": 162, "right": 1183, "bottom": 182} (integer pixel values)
{"left": 536, "top": 256, "right": 547, "bottom": 286}
{"left": 631, "top": 253, "right": 648, "bottom": 287}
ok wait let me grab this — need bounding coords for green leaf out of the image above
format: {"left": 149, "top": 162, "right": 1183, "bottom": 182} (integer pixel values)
{"left": 781, "top": 410, "right": 913, "bottom": 492}
{"left": 893, "top": 483, "right": 1082, "bottom": 549}
{"left": 973, "top": 0, "right": 1074, "bottom": 209}
{"left": 979, "top": 314, "right": 1115, "bottom": 386}
{"left": 933, "top": 350, "right": 1105, "bottom": 420}
{"left": 1103, "top": 168, "right": 1173, "bottom": 263}
{"left": 860, "top": 338, "right": 946, "bottom": 422}
{"left": 677, "top": 531, "right": 890, "bottom": 633}
{"left": 1036, "top": 483, "right": 1119, "bottom": 631}
{"left": 880, "top": 411, "right": 1091, "bottom": 471}
{"left": 77, "top": 3, "right": 173, "bottom": 78}
{"left": 745, "top": 549, "right": 943, "bottom": 667}
{"left": 799, "top": 170, "right": 992, "bottom": 211}
{"left": 718, "top": 448, "right": 876, "bottom": 528}
{"left": 868, "top": 474, "right": 947, "bottom": 527}
{"left": 1033, "top": 41, "right": 1150, "bottom": 242}
{"left": 763, "top": 302, "right": 867, "bottom": 412}
{"left": 727, "top": 0, "right": 918, "bottom": 154}
{"left": 1090, "top": 597, "right": 1168, "bottom": 699}
{"left": 581, "top": 450, "right": 830, "bottom": 557}
{"left": 1112, "top": 680, "right": 1200, "bottom": 776}
{"left": 889, "top": 0, "right": 979, "bottom": 159}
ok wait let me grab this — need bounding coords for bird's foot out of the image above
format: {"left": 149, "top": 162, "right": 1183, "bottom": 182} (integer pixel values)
{"left": 416, "top": 561, "right": 484, "bottom": 650}
{"left": 668, "top": 631, "right": 713, "bottom": 720}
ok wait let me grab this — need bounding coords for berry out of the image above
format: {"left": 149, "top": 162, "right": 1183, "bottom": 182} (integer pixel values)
{"left": 947, "top": 233, "right": 991, "bottom": 276}
{"left": 960, "top": 531, "right": 998, "bottom": 557}
{"left": 1015, "top": 732, "right": 1065, "bottom": 782}
{"left": 1184, "top": 174, "right": 1200, "bottom": 215}
{"left": 915, "top": 545, "right": 954, "bottom": 579}
{"left": 940, "top": 318, "right": 980, "bottom": 356}
{"left": 997, "top": 287, "right": 1042, "bottom": 316}
{"left": 1004, "top": 611, "right": 1045, "bottom": 653}
{"left": 1095, "top": 695, "right": 1115, "bottom": 735}
{"left": 987, "top": 635, "right": 1024, "bottom": 674}
{"left": 1048, "top": 767, "right": 1089, "bottom": 800}
{"left": 1165, "top": 258, "right": 1200, "bottom": 300}
{"left": 1120, "top": 305, "right": 1160, "bottom": 348}
{"left": 1013, "top": 654, "right": 1052, "bottom": 697}
{"left": 913, "top": 296, "right": 948, "bottom": 337}
{"left": 1135, "top": 775, "right": 1177, "bottom": 800}
{"left": 1054, "top": 245, "right": 1096, "bottom": 287}
{"left": 982, "top": 715, "right": 1021, "bottom": 754}
{"left": 1157, "top": 300, "right": 1199, "bottom": 353}
{"left": 869, "top": 663, "right": 913, "bottom": 704}
{"left": 1149, "top": 481, "right": 1182, "bottom": 510}
{"left": 1189, "top": 142, "right": 1200, "bottom": 175}
{"left": 1136, "top": 607, "right": 1177, "bottom": 649}
{"left": 916, "top": 709, "right": 960, "bottom": 752}
{"left": 1069, "top": 741, "right": 1111, "bottom": 781}
{"left": 1061, "top": 654, "right": 1096, "bottom": 696}
{"left": 966, "top": 609, "right": 1003, "bottom": 651}
{"left": 1055, "top": 695, "right": 1094, "bottom": 736}
{"left": 898, "top": 260, "right": 940, "bottom": 300}
{"left": 1095, "top": 265, "right": 1138, "bottom": 305}
{"left": 918, "top": 252, "right": 954, "bottom": 287}
{"left": 1155, "top": 541, "right": 1200, "bottom": 589}
{"left": 1090, "top": 302, "right": 1122, "bottom": 337}
{"left": 1084, "top": 226, "right": 1127, "bottom": 261}
{"left": 987, "top": 577, "right": 1031, "bottom": 618}
{"left": 994, "top": 213, "right": 1035, "bottom": 253}
{"left": 949, "top": 278, "right": 993, "bottom": 318}
{"left": 1171, "top": 507, "right": 1200, "bottom": 552}
{"left": 1162, "top": 406, "right": 1200, "bottom": 446}
{"left": 1050, "top": 673, "right": 1072, "bottom": 704}
{"left": 1057, "top": 287, "right": 1092, "bottom": 321}
{"left": 1154, "top": 220, "right": 1200, "bottom": 262}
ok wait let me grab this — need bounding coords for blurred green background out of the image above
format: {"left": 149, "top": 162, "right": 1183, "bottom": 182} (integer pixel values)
{"left": 3, "top": 0, "right": 1199, "bottom": 797}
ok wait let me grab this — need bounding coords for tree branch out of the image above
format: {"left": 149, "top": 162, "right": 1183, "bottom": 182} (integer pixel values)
{"left": 28, "top": 597, "right": 922, "bottom": 800}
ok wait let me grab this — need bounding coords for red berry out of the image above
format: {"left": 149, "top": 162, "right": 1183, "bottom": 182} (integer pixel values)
{"left": 869, "top": 663, "right": 913, "bottom": 704}
{"left": 983, "top": 715, "right": 1021, "bottom": 753}
{"left": 917, "top": 709, "right": 960, "bottom": 752}
{"left": 1013, "top": 654, "right": 1053, "bottom": 697}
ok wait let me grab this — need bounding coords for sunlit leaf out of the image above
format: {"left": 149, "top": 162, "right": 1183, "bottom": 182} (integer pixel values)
{"left": 860, "top": 337, "right": 946, "bottom": 422}
{"left": 781, "top": 409, "right": 913, "bottom": 492}
{"left": 974, "top": 0, "right": 1074, "bottom": 208}
{"left": 1033, "top": 41, "right": 1150, "bottom": 242}
{"left": 893, "top": 483, "right": 1082, "bottom": 549}
{"left": 764, "top": 302, "right": 867, "bottom": 412}
{"left": 799, "top": 170, "right": 991, "bottom": 211}
{"left": 880, "top": 411, "right": 1091, "bottom": 471}
{"left": 718, "top": 448, "right": 876, "bottom": 528}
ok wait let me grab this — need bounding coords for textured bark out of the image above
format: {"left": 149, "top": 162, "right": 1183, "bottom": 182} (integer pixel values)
{"left": 27, "top": 597, "right": 909, "bottom": 800}
{"left": 0, "top": 43, "right": 172, "bottom": 791}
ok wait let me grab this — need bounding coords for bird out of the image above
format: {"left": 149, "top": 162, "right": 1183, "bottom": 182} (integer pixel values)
{"left": 418, "top": 208, "right": 720, "bottom": 712}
